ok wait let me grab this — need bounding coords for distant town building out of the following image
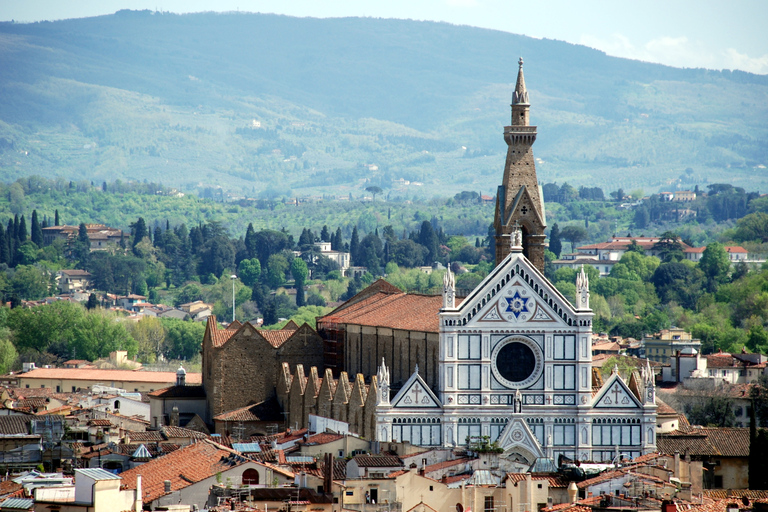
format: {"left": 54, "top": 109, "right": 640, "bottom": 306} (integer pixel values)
{"left": 643, "top": 328, "right": 701, "bottom": 363}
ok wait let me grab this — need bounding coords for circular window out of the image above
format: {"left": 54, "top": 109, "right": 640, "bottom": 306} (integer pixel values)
{"left": 491, "top": 336, "right": 543, "bottom": 389}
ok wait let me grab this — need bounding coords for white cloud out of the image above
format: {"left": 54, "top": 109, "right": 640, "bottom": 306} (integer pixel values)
{"left": 579, "top": 32, "right": 767, "bottom": 74}
{"left": 722, "top": 48, "right": 768, "bottom": 74}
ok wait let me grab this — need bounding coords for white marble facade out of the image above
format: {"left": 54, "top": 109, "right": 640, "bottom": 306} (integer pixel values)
{"left": 375, "top": 230, "right": 657, "bottom": 465}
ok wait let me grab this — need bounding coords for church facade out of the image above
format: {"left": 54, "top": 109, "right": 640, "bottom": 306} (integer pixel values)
{"left": 371, "top": 59, "right": 657, "bottom": 466}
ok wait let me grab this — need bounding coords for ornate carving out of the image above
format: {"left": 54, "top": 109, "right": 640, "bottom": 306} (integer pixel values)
{"left": 442, "top": 267, "right": 456, "bottom": 309}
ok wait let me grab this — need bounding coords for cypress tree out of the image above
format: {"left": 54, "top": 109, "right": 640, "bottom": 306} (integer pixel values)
{"left": 31, "top": 210, "right": 43, "bottom": 247}
{"left": 17, "top": 215, "right": 27, "bottom": 242}
{"left": 549, "top": 223, "right": 562, "bottom": 258}
{"left": 12, "top": 215, "right": 19, "bottom": 241}
{"left": 350, "top": 227, "right": 360, "bottom": 265}
{"left": 54, "top": 209, "right": 60, "bottom": 226}
{"left": 333, "top": 227, "right": 342, "bottom": 251}
{"left": 0, "top": 224, "right": 7, "bottom": 265}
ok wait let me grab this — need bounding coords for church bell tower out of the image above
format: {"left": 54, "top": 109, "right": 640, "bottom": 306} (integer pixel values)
{"left": 494, "top": 58, "right": 547, "bottom": 272}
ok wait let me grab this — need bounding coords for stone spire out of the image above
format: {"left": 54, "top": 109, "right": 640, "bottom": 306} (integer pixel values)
{"left": 576, "top": 265, "right": 590, "bottom": 310}
{"left": 442, "top": 267, "right": 456, "bottom": 309}
{"left": 377, "top": 358, "right": 390, "bottom": 406}
{"left": 512, "top": 57, "right": 529, "bottom": 106}
{"left": 494, "top": 57, "right": 546, "bottom": 271}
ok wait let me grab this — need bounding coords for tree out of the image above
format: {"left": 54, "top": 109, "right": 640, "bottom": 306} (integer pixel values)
{"left": 549, "top": 224, "right": 562, "bottom": 258}
{"left": 389, "top": 239, "right": 428, "bottom": 268}
{"left": 418, "top": 221, "right": 439, "bottom": 265}
{"left": 734, "top": 212, "right": 768, "bottom": 243}
{"left": 54, "top": 209, "right": 60, "bottom": 226}
{"left": 699, "top": 242, "right": 730, "bottom": 292}
{"left": 30, "top": 210, "right": 43, "bottom": 247}
{"left": 266, "top": 254, "right": 289, "bottom": 288}
{"left": 10, "top": 265, "right": 50, "bottom": 300}
{"left": 71, "top": 311, "right": 137, "bottom": 361}
{"left": 73, "top": 223, "right": 90, "bottom": 266}
{"left": 366, "top": 186, "right": 383, "bottom": 202}
{"left": 653, "top": 231, "right": 684, "bottom": 262}
{"left": 162, "top": 318, "right": 206, "bottom": 360}
{"left": 238, "top": 258, "right": 262, "bottom": 287}
{"left": 349, "top": 227, "right": 360, "bottom": 265}
{"left": 129, "top": 316, "right": 166, "bottom": 362}
{"left": 130, "top": 217, "right": 148, "bottom": 252}
{"left": 559, "top": 225, "right": 588, "bottom": 253}
{"left": 86, "top": 293, "right": 99, "bottom": 310}
{"left": 291, "top": 258, "right": 309, "bottom": 307}
{"left": 0, "top": 335, "right": 18, "bottom": 375}
{"left": 684, "top": 395, "right": 735, "bottom": 427}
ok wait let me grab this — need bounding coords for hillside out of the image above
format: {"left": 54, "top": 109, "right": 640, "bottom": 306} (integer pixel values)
{"left": 0, "top": 11, "right": 767, "bottom": 196}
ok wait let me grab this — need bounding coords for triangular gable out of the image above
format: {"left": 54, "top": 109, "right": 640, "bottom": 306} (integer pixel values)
{"left": 593, "top": 373, "right": 642, "bottom": 409}
{"left": 505, "top": 185, "right": 545, "bottom": 230}
{"left": 496, "top": 417, "right": 544, "bottom": 460}
{"left": 456, "top": 252, "right": 579, "bottom": 328}
{"left": 391, "top": 369, "right": 441, "bottom": 409}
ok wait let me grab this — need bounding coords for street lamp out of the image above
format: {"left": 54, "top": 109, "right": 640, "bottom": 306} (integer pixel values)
{"left": 230, "top": 275, "right": 237, "bottom": 323}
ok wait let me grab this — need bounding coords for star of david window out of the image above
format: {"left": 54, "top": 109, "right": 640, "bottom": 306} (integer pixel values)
{"left": 491, "top": 336, "right": 543, "bottom": 389}
{"left": 504, "top": 291, "right": 530, "bottom": 319}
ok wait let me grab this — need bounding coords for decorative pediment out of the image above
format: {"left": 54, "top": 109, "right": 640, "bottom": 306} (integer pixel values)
{"left": 593, "top": 373, "right": 642, "bottom": 409}
{"left": 391, "top": 369, "right": 441, "bottom": 409}
{"left": 496, "top": 417, "right": 544, "bottom": 459}
{"left": 504, "top": 185, "right": 546, "bottom": 231}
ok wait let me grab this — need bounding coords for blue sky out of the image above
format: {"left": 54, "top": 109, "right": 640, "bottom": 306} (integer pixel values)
{"left": 2, "top": 0, "right": 767, "bottom": 74}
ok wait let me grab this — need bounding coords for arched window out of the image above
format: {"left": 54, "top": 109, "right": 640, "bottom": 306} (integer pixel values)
{"left": 242, "top": 468, "right": 260, "bottom": 485}
{"left": 114, "top": 400, "right": 121, "bottom": 410}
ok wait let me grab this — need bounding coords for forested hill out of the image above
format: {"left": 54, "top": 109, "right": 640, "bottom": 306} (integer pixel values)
{"left": 1, "top": 11, "right": 767, "bottom": 196}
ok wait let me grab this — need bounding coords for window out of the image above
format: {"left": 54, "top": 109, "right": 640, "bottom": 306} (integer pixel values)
{"left": 458, "top": 365, "right": 481, "bottom": 390}
{"left": 429, "top": 486, "right": 433, "bottom": 491}
{"left": 56, "top": 386, "right": 61, "bottom": 393}
{"left": 553, "top": 365, "right": 575, "bottom": 390}
{"left": 242, "top": 468, "right": 260, "bottom": 485}
{"left": 457, "top": 421, "right": 481, "bottom": 445}
{"left": 553, "top": 425, "right": 575, "bottom": 446}
{"left": 458, "top": 335, "right": 481, "bottom": 360}
{"left": 72, "top": 386, "right": 77, "bottom": 392}
{"left": 592, "top": 422, "right": 641, "bottom": 446}
{"left": 553, "top": 335, "right": 575, "bottom": 360}
{"left": 484, "top": 496, "right": 494, "bottom": 512}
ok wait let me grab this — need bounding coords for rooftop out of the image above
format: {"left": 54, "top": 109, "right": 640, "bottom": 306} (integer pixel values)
{"left": 17, "top": 368, "right": 201, "bottom": 384}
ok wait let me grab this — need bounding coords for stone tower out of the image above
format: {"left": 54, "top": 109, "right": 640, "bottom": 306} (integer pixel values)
{"left": 494, "top": 57, "right": 547, "bottom": 272}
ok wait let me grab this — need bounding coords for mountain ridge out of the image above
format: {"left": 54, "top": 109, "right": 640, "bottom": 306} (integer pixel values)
{"left": 0, "top": 11, "right": 766, "bottom": 195}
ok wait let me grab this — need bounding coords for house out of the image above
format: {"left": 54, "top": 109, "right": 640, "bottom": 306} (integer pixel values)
{"left": 643, "top": 328, "right": 701, "bottom": 363}
{"left": 684, "top": 246, "right": 749, "bottom": 263}
{"left": 551, "top": 254, "right": 617, "bottom": 277}
{"left": 312, "top": 241, "right": 351, "bottom": 273}
{"left": 148, "top": 368, "right": 207, "bottom": 428}
{"left": 56, "top": 270, "right": 92, "bottom": 294}
{"left": 42, "top": 224, "right": 124, "bottom": 251}
{"left": 346, "top": 455, "right": 404, "bottom": 479}
{"left": 15, "top": 367, "right": 201, "bottom": 393}
{"left": 118, "top": 439, "right": 295, "bottom": 510}
{"left": 296, "top": 432, "right": 371, "bottom": 459}
{"left": 704, "top": 351, "right": 768, "bottom": 384}
{"left": 212, "top": 397, "right": 283, "bottom": 437}
{"left": 656, "top": 427, "right": 749, "bottom": 489}
{"left": 32, "top": 468, "right": 137, "bottom": 512}
{"left": 577, "top": 236, "right": 692, "bottom": 261}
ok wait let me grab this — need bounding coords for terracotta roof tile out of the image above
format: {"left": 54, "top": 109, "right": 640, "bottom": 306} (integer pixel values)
{"left": 213, "top": 397, "right": 282, "bottom": 422}
{"left": 120, "top": 439, "right": 292, "bottom": 504}
{"left": 259, "top": 330, "right": 298, "bottom": 348}
{"left": 352, "top": 455, "right": 403, "bottom": 468}
{"left": 320, "top": 289, "right": 444, "bottom": 333}
{"left": 147, "top": 385, "right": 207, "bottom": 398}
{"left": 657, "top": 427, "right": 750, "bottom": 457}
{"left": 423, "top": 458, "right": 472, "bottom": 473}
{"left": 301, "top": 432, "right": 344, "bottom": 446}
{"left": 18, "top": 368, "right": 201, "bottom": 384}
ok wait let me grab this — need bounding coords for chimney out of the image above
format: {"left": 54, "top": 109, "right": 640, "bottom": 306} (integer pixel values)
{"left": 164, "top": 480, "right": 171, "bottom": 493}
{"left": 568, "top": 482, "right": 578, "bottom": 503}
{"left": 176, "top": 366, "right": 186, "bottom": 387}
{"left": 674, "top": 451, "right": 680, "bottom": 477}
{"left": 134, "top": 475, "right": 143, "bottom": 512}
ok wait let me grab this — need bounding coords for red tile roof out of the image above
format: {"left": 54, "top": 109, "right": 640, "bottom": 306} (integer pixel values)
{"left": 300, "top": 432, "right": 344, "bottom": 446}
{"left": 213, "top": 397, "right": 282, "bottom": 422}
{"left": 120, "top": 439, "right": 294, "bottom": 504}
{"left": 208, "top": 319, "right": 301, "bottom": 349}
{"left": 352, "top": 455, "right": 403, "bottom": 468}
{"left": 18, "top": 368, "right": 201, "bottom": 384}
{"left": 319, "top": 281, "right": 446, "bottom": 333}
{"left": 423, "top": 458, "right": 473, "bottom": 473}
{"left": 657, "top": 427, "right": 750, "bottom": 457}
